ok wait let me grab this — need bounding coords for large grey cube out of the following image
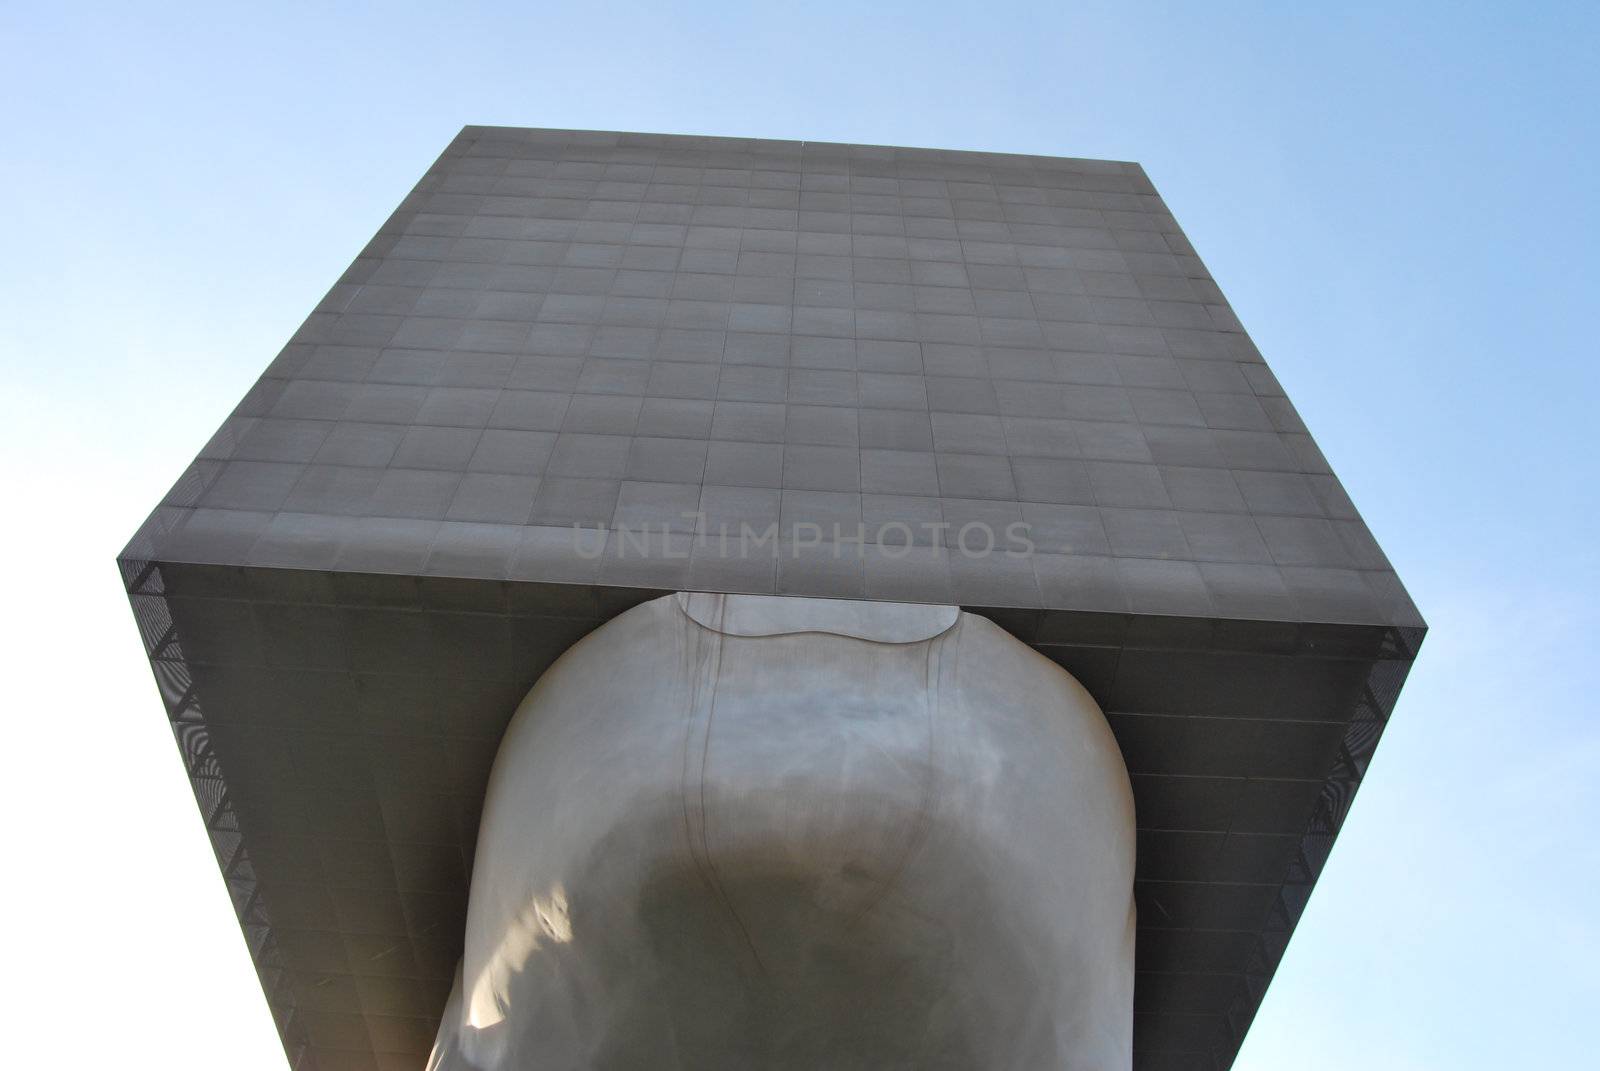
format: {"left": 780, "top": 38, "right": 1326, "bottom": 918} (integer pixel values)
{"left": 121, "top": 127, "right": 1423, "bottom": 1070}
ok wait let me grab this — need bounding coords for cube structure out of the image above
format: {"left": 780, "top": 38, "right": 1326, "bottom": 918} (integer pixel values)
{"left": 120, "top": 127, "right": 1423, "bottom": 1070}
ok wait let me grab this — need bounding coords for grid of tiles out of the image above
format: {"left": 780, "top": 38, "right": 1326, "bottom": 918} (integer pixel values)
{"left": 142, "top": 127, "right": 1419, "bottom": 629}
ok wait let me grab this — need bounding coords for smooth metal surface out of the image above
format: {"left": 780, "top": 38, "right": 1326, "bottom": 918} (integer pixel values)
{"left": 429, "top": 593, "right": 1136, "bottom": 1069}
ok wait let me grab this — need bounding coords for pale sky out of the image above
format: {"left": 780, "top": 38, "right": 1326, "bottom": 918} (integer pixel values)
{"left": 2, "top": 3, "right": 1595, "bottom": 1067}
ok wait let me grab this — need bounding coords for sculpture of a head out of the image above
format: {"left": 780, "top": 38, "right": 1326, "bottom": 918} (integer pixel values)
{"left": 429, "top": 592, "right": 1135, "bottom": 1070}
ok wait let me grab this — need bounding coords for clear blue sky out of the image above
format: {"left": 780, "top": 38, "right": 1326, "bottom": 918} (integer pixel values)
{"left": 2, "top": 3, "right": 1594, "bottom": 1066}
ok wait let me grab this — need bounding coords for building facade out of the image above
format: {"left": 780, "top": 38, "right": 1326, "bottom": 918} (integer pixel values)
{"left": 120, "top": 127, "right": 1423, "bottom": 1069}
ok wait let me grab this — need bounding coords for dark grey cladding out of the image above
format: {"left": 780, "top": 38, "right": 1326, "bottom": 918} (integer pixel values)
{"left": 119, "top": 127, "right": 1424, "bottom": 1070}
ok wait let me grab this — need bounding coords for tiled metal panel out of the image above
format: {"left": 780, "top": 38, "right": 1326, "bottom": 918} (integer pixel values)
{"left": 120, "top": 128, "right": 1424, "bottom": 1070}
{"left": 141, "top": 126, "right": 1418, "bottom": 627}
